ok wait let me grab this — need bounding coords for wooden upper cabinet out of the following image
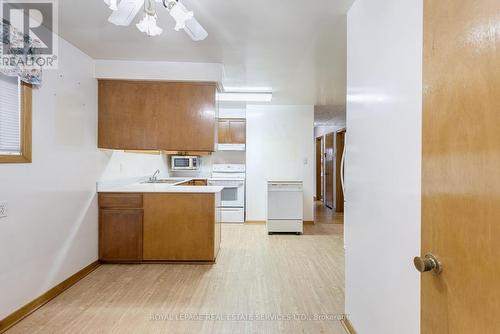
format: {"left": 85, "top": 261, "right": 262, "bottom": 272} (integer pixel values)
{"left": 229, "top": 120, "right": 246, "bottom": 144}
{"left": 217, "top": 119, "right": 246, "bottom": 144}
{"left": 98, "top": 80, "right": 216, "bottom": 152}
{"left": 217, "top": 120, "right": 230, "bottom": 144}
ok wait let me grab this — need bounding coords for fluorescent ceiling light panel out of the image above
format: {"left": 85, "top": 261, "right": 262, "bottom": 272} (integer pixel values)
{"left": 217, "top": 93, "right": 273, "bottom": 102}
{"left": 223, "top": 86, "right": 273, "bottom": 93}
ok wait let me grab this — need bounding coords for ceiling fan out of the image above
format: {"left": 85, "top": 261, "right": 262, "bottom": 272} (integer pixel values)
{"left": 103, "top": 0, "right": 208, "bottom": 40}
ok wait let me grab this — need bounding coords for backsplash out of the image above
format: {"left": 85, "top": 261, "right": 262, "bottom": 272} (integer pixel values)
{"left": 99, "top": 150, "right": 246, "bottom": 182}
{"left": 99, "top": 150, "right": 169, "bottom": 181}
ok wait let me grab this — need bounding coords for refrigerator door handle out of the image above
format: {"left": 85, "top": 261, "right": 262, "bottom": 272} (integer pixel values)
{"left": 340, "top": 145, "right": 346, "bottom": 196}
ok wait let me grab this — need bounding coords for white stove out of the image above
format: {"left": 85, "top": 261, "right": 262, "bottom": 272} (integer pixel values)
{"left": 209, "top": 164, "right": 246, "bottom": 223}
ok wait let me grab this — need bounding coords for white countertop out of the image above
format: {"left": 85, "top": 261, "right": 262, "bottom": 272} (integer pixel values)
{"left": 97, "top": 178, "right": 223, "bottom": 194}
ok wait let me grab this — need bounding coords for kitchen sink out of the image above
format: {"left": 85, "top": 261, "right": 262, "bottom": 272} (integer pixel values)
{"left": 141, "top": 179, "right": 184, "bottom": 185}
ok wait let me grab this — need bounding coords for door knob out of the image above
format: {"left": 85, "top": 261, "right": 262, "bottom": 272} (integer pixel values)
{"left": 414, "top": 253, "right": 442, "bottom": 274}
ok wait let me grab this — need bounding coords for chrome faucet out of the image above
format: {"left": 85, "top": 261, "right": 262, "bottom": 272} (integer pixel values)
{"left": 150, "top": 169, "right": 160, "bottom": 182}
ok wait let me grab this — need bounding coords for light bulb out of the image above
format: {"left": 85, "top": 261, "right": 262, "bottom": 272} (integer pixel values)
{"left": 169, "top": 1, "right": 194, "bottom": 31}
{"left": 136, "top": 13, "right": 163, "bottom": 36}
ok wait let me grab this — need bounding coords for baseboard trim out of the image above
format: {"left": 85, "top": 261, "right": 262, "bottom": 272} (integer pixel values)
{"left": 246, "top": 220, "right": 314, "bottom": 225}
{"left": 0, "top": 261, "right": 100, "bottom": 333}
{"left": 245, "top": 220, "right": 266, "bottom": 225}
{"left": 340, "top": 315, "right": 357, "bottom": 334}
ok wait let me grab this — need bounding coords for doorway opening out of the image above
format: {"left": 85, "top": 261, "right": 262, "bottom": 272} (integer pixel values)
{"left": 314, "top": 130, "right": 345, "bottom": 225}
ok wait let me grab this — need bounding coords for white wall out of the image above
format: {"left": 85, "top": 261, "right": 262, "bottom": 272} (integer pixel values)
{"left": 94, "top": 60, "right": 223, "bottom": 82}
{"left": 345, "top": 1, "right": 422, "bottom": 333}
{"left": 0, "top": 38, "right": 103, "bottom": 320}
{"left": 0, "top": 39, "right": 168, "bottom": 320}
{"left": 246, "top": 105, "right": 314, "bottom": 221}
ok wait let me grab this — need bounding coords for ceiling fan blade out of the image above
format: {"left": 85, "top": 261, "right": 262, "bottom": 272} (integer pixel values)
{"left": 183, "top": 17, "right": 208, "bottom": 41}
{"left": 108, "top": 0, "right": 144, "bottom": 26}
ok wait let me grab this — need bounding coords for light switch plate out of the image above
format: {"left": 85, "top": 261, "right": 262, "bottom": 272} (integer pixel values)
{"left": 0, "top": 201, "right": 7, "bottom": 218}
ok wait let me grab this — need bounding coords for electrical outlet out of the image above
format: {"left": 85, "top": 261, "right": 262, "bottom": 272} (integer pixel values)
{"left": 0, "top": 201, "right": 7, "bottom": 218}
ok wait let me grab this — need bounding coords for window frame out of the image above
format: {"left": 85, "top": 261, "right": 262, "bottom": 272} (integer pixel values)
{"left": 0, "top": 81, "right": 32, "bottom": 163}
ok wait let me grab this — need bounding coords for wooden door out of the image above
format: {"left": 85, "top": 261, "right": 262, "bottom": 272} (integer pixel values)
{"left": 325, "top": 133, "right": 335, "bottom": 209}
{"left": 315, "top": 137, "right": 323, "bottom": 200}
{"left": 218, "top": 120, "right": 229, "bottom": 144}
{"left": 99, "top": 209, "right": 143, "bottom": 261}
{"left": 228, "top": 120, "right": 246, "bottom": 144}
{"left": 335, "top": 130, "right": 345, "bottom": 213}
{"left": 422, "top": 0, "right": 500, "bottom": 332}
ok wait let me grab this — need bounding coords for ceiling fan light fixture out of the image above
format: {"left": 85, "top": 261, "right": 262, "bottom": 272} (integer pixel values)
{"left": 136, "top": 13, "right": 163, "bottom": 36}
{"left": 183, "top": 17, "right": 208, "bottom": 41}
{"left": 110, "top": 0, "right": 119, "bottom": 10}
{"left": 136, "top": 0, "right": 163, "bottom": 36}
{"left": 104, "top": 0, "right": 119, "bottom": 11}
{"left": 168, "top": 1, "right": 194, "bottom": 31}
{"left": 106, "top": 0, "right": 207, "bottom": 41}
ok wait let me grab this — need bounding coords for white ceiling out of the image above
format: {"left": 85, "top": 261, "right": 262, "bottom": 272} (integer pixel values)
{"left": 58, "top": 0, "right": 353, "bottom": 105}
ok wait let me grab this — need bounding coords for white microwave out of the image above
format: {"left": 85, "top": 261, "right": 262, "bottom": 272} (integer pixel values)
{"left": 171, "top": 156, "right": 200, "bottom": 170}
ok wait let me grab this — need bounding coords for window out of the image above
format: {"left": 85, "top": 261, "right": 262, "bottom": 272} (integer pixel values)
{"left": 0, "top": 73, "right": 32, "bottom": 163}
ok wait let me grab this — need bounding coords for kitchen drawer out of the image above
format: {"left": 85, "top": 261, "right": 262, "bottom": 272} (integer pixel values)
{"left": 221, "top": 208, "right": 245, "bottom": 223}
{"left": 99, "top": 193, "right": 143, "bottom": 208}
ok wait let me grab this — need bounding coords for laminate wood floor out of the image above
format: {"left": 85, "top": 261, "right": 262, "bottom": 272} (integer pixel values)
{"left": 314, "top": 201, "right": 344, "bottom": 225}
{"left": 7, "top": 224, "right": 345, "bottom": 334}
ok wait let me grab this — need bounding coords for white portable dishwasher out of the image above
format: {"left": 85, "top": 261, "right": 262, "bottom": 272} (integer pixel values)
{"left": 267, "top": 181, "right": 304, "bottom": 235}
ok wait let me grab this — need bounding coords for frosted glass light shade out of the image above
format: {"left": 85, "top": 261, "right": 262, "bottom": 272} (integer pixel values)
{"left": 136, "top": 13, "right": 163, "bottom": 36}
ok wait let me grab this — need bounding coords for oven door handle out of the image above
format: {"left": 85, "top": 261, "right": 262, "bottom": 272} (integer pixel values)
{"left": 209, "top": 182, "right": 245, "bottom": 187}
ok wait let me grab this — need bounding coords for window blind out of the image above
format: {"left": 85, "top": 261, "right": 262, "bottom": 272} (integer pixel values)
{"left": 0, "top": 74, "right": 21, "bottom": 155}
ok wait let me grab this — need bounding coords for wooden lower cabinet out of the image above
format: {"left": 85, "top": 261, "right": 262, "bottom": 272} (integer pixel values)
{"left": 99, "top": 209, "right": 143, "bottom": 262}
{"left": 98, "top": 192, "right": 221, "bottom": 263}
{"left": 193, "top": 179, "right": 208, "bottom": 186}
{"left": 179, "top": 179, "right": 208, "bottom": 186}
{"left": 143, "top": 193, "right": 220, "bottom": 261}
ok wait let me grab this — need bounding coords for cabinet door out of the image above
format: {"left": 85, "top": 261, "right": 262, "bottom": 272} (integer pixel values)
{"left": 98, "top": 81, "right": 216, "bottom": 152}
{"left": 99, "top": 209, "right": 143, "bottom": 261}
{"left": 229, "top": 120, "right": 246, "bottom": 144}
{"left": 98, "top": 81, "right": 155, "bottom": 150}
{"left": 218, "top": 120, "right": 229, "bottom": 144}
{"left": 143, "top": 193, "right": 215, "bottom": 261}
{"left": 155, "top": 82, "right": 216, "bottom": 152}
